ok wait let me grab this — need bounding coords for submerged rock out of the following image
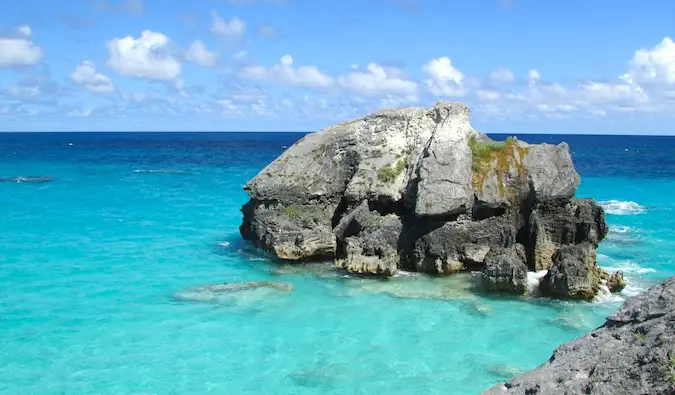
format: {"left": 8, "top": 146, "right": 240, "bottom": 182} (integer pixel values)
{"left": 0, "top": 175, "right": 53, "bottom": 183}
{"left": 238, "top": 101, "right": 608, "bottom": 300}
{"left": 173, "top": 281, "right": 294, "bottom": 303}
{"left": 481, "top": 276, "right": 675, "bottom": 395}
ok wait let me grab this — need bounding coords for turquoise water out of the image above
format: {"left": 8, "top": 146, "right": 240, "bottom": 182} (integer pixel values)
{"left": 1, "top": 133, "right": 674, "bottom": 394}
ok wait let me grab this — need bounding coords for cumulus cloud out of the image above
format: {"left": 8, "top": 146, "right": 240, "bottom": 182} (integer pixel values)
{"left": 423, "top": 57, "right": 466, "bottom": 97}
{"left": 489, "top": 67, "right": 514, "bottom": 83}
{"left": 211, "top": 12, "right": 245, "bottom": 38}
{"left": 0, "top": 25, "right": 43, "bottom": 67}
{"left": 338, "top": 63, "right": 417, "bottom": 97}
{"left": 106, "top": 30, "right": 181, "bottom": 80}
{"left": 239, "top": 55, "right": 334, "bottom": 88}
{"left": 70, "top": 61, "right": 114, "bottom": 93}
{"left": 185, "top": 40, "right": 218, "bottom": 67}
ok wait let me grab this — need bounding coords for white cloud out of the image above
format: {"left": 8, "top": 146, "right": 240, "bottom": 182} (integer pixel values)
{"left": 70, "top": 61, "right": 114, "bottom": 93}
{"left": 528, "top": 69, "right": 541, "bottom": 83}
{"left": 489, "top": 67, "right": 514, "bottom": 83}
{"left": 66, "top": 108, "right": 93, "bottom": 117}
{"left": 107, "top": 30, "right": 181, "bottom": 80}
{"left": 423, "top": 57, "right": 466, "bottom": 97}
{"left": 338, "top": 63, "right": 417, "bottom": 96}
{"left": 621, "top": 37, "right": 675, "bottom": 86}
{"left": 239, "top": 55, "right": 334, "bottom": 88}
{"left": 0, "top": 25, "right": 43, "bottom": 67}
{"left": 185, "top": 40, "right": 218, "bottom": 67}
{"left": 211, "top": 12, "right": 245, "bottom": 38}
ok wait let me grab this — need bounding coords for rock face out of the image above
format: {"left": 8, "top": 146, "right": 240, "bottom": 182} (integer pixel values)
{"left": 482, "top": 246, "right": 529, "bottom": 294}
{"left": 539, "top": 243, "right": 602, "bottom": 300}
{"left": 481, "top": 276, "right": 675, "bottom": 395}
{"left": 239, "top": 101, "right": 613, "bottom": 299}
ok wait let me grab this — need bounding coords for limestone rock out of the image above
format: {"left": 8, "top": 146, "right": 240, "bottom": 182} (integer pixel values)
{"left": 334, "top": 204, "right": 402, "bottom": 276}
{"left": 539, "top": 243, "right": 602, "bottom": 300}
{"left": 402, "top": 215, "right": 516, "bottom": 275}
{"left": 526, "top": 199, "right": 608, "bottom": 271}
{"left": 522, "top": 142, "right": 580, "bottom": 202}
{"left": 240, "top": 200, "right": 336, "bottom": 260}
{"left": 414, "top": 103, "right": 474, "bottom": 217}
{"left": 239, "top": 101, "right": 606, "bottom": 301}
{"left": 481, "top": 276, "right": 675, "bottom": 395}
{"left": 607, "top": 271, "right": 626, "bottom": 293}
{"left": 482, "top": 246, "right": 529, "bottom": 294}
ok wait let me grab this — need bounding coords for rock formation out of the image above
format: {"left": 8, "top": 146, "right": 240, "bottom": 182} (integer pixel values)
{"left": 481, "top": 276, "right": 675, "bottom": 395}
{"left": 239, "top": 102, "right": 615, "bottom": 299}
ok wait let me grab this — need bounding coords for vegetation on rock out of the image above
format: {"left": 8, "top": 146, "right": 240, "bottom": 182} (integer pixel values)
{"left": 377, "top": 156, "right": 408, "bottom": 183}
{"left": 468, "top": 134, "right": 528, "bottom": 196}
{"left": 283, "top": 206, "right": 299, "bottom": 218}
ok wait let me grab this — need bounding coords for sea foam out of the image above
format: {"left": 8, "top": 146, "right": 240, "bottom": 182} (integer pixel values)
{"left": 600, "top": 200, "right": 646, "bottom": 215}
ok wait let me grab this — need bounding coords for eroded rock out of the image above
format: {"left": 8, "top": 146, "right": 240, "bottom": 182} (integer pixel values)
{"left": 482, "top": 246, "right": 529, "bottom": 294}
{"left": 481, "top": 276, "right": 675, "bottom": 395}
{"left": 238, "top": 101, "right": 608, "bottom": 300}
{"left": 539, "top": 243, "right": 602, "bottom": 300}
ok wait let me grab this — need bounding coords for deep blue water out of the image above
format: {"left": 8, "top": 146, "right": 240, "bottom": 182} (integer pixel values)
{"left": 1, "top": 132, "right": 673, "bottom": 394}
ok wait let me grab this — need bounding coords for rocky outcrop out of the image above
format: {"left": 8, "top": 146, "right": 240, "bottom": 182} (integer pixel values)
{"left": 539, "top": 243, "right": 602, "bottom": 300}
{"left": 482, "top": 246, "right": 529, "bottom": 294}
{"left": 607, "top": 271, "right": 627, "bottom": 293}
{"left": 481, "top": 276, "right": 675, "bottom": 395}
{"left": 239, "top": 101, "right": 616, "bottom": 300}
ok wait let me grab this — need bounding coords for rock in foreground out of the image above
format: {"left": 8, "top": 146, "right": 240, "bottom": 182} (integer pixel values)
{"left": 481, "top": 276, "right": 675, "bottom": 395}
{"left": 239, "top": 102, "right": 614, "bottom": 299}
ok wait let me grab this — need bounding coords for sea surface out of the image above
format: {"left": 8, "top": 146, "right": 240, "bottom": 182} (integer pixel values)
{"left": 1, "top": 132, "right": 674, "bottom": 394}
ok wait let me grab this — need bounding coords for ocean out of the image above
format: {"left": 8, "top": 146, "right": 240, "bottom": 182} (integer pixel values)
{"left": 1, "top": 132, "right": 673, "bottom": 394}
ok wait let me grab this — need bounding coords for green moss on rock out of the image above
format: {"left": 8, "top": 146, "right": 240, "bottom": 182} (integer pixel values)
{"left": 283, "top": 206, "right": 299, "bottom": 218}
{"left": 469, "top": 135, "right": 529, "bottom": 197}
{"left": 377, "top": 156, "right": 408, "bottom": 183}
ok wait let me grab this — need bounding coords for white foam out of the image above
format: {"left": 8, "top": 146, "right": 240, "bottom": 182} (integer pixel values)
{"left": 526, "top": 270, "right": 548, "bottom": 296}
{"left": 600, "top": 200, "right": 646, "bottom": 215}
{"left": 217, "top": 241, "right": 230, "bottom": 247}
{"left": 601, "top": 260, "right": 656, "bottom": 274}
{"left": 609, "top": 225, "right": 638, "bottom": 234}
{"left": 593, "top": 281, "right": 623, "bottom": 303}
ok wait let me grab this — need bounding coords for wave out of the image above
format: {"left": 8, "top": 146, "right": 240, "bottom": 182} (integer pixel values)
{"left": 600, "top": 260, "right": 656, "bottom": 274}
{"left": 606, "top": 225, "right": 643, "bottom": 245}
{"left": 609, "top": 225, "right": 639, "bottom": 234}
{"left": 600, "top": 200, "right": 646, "bottom": 215}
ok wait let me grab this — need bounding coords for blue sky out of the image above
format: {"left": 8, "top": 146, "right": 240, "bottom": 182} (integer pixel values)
{"left": 1, "top": 0, "right": 675, "bottom": 133}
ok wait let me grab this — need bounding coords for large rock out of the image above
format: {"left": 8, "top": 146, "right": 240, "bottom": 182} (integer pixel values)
{"left": 525, "top": 199, "right": 608, "bottom": 271}
{"left": 239, "top": 101, "right": 608, "bottom": 300}
{"left": 481, "top": 276, "right": 675, "bottom": 395}
{"left": 539, "top": 243, "right": 602, "bottom": 300}
{"left": 482, "top": 246, "right": 529, "bottom": 294}
{"left": 414, "top": 103, "right": 474, "bottom": 217}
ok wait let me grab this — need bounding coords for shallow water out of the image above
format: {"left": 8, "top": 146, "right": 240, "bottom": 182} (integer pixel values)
{"left": 1, "top": 132, "right": 673, "bottom": 394}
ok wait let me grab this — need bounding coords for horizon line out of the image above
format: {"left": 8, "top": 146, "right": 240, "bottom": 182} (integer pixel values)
{"left": 2, "top": 130, "right": 675, "bottom": 137}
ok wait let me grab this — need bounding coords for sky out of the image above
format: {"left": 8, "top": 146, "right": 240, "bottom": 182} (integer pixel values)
{"left": 1, "top": 0, "right": 675, "bottom": 134}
